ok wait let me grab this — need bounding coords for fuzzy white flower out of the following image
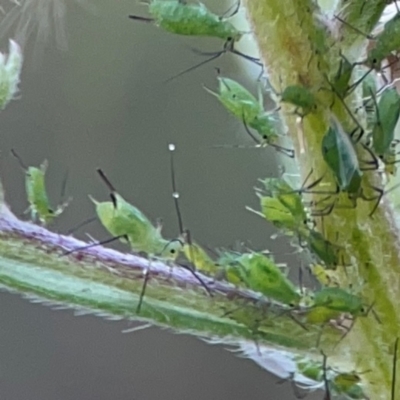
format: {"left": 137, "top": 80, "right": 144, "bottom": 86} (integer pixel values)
{"left": 0, "top": 0, "right": 88, "bottom": 51}
{"left": 0, "top": 39, "right": 22, "bottom": 110}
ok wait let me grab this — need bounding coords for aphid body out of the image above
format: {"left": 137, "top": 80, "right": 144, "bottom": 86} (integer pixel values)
{"left": 367, "top": 13, "right": 400, "bottom": 69}
{"left": 205, "top": 77, "right": 280, "bottom": 144}
{"left": 182, "top": 241, "right": 218, "bottom": 275}
{"left": 132, "top": 1, "right": 242, "bottom": 41}
{"left": 12, "top": 150, "right": 69, "bottom": 226}
{"left": 312, "top": 287, "right": 367, "bottom": 317}
{"left": 218, "top": 251, "right": 301, "bottom": 306}
{"left": 322, "top": 117, "right": 363, "bottom": 195}
{"left": 90, "top": 192, "right": 181, "bottom": 259}
{"left": 280, "top": 85, "right": 318, "bottom": 115}
{"left": 371, "top": 87, "right": 400, "bottom": 156}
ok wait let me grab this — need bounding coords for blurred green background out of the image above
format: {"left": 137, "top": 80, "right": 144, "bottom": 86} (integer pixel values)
{"left": 0, "top": 0, "right": 320, "bottom": 399}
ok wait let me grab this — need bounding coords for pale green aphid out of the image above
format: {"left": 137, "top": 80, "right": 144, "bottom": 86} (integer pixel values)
{"left": 306, "top": 230, "right": 339, "bottom": 270}
{"left": 248, "top": 176, "right": 309, "bottom": 236}
{"left": 370, "top": 87, "right": 400, "bottom": 156}
{"left": 11, "top": 149, "right": 69, "bottom": 226}
{"left": 90, "top": 169, "right": 182, "bottom": 259}
{"left": 367, "top": 12, "right": 400, "bottom": 70}
{"left": 296, "top": 355, "right": 367, "bottom": 399}
{"left": 322, "top": 116, "right": 384, "bottom": 214}
{"left": 332, "top": 56, "right": 354, "bottom": 98}
{"left": 280, "top": 85, "right": 318, "bottom": 115}
{"left": 312, "top": 287, "right": 368, "bottom": 317}
{"left": 204, "top": 77, "right": 268, "bottom": 125}
{"left": 182, "top": 240, "right": 219, "bottom": 276}
{"left": 129, "top": 1, "right": 242, "bottom": 42}
{"left": 322, "top": 117, "right": 363, "bottom": 194}
{"left": 248, "top": 176, "right": 340, "bottom": 268}
{"left": 205, "top": 77, "right": 294, "bottom": 156}
{"left": 218, "top": 251, "right": 302, "bottom": 306}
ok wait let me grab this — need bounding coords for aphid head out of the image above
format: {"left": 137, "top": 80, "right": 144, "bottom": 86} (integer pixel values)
{"left": 160, "top": 238, "right": 184, "bottom": 260}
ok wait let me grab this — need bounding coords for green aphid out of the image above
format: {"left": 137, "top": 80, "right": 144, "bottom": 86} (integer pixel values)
{"left": 205, "top": 77, "right": 264, "bottom": 123}
{"left": 322, "top": 117, "right": 363, "bottom": 194}
{"left": 371, "top": 87, "right": 400, "bottom": 156}
{"left": 331, "top": 372, "right": 366, "bottom": 399}
{"left": 305, "top": 230, "right": 340, "bottom": 269}
{"left": 280, "top": 85, "right": 318, "bottom": 115}
{"left": 312, "top": 287, "right": 368, "bottom": 317}
{"left": 129, "top": 1, "right": 243, "bottom": 42}
{"left": 332, "top": 56, "right": 354, "bottom": 98}
{"left": 296, "top": 358, "right": 323, "bottom": 381}
{"left": 11, "top": 149, "right": 69, "bottom": 226}
{"left": 182, "top": 241, "right": 218, "bottom": 275}
{"left": 249, "top": 177, "right": 309, "bottom": 235}
{"left": 205, "top": 77, "right": 281, "bottom": 145}
{"left": 367, "top": 13, "right": 400, "bottom": 69}
{"left": 90, "top": 169, "right": 182, "bottom": 259}
{"left": 218, "top": 251, "right": 302, "bottom": 306}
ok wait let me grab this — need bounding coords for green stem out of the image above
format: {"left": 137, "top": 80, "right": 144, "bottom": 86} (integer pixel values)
{"left": 0, "top": 193, "right": 342, "bottom": 353}
{"left": 244, "top": 1, "right": 400, "bottom": 398}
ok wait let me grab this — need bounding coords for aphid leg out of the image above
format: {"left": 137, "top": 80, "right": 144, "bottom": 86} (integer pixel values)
{"left": 220, "top": 0, "right": 241, "bottom": 19}
{"left": 62, "top": 234, "right": 128, "bottom": 256}
{"left": 66, "top": 216, "right": 97, "bottom": 235}
{"left": 392, "top": 337, "right": 399, "bottom": 400}
{"left": 321, "top": 351, "right": 331, "bottom": 400}
{"left": 359, "top": 142, "right": 379, "bottom": 170}
{"left": 363, "top": 182, "right": 400, "bottom": 217}
{"left": 242, "top": 116, "right": 295, "bottom": 157}
{"left": 136, "top": 258, "right": 152, "bottom": 314}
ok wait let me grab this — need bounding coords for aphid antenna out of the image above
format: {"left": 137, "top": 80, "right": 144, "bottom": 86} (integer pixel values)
{"left": 10, "top": 148, "right": 28, "bottom": 171}
{"left": 168, "top": 143, "right": 184, "bottom": 234}
{"left": 168, "top": 144, "right": 213, "bottom": 297}
{"left": 62, "top": 234, "right": 128, "bottom": 256}
{"left": 97, "top": 168, "right": 117, "bottom": 194}
{"left": 66, "top": 216, "right": 97, "bottom": 235}
{"left": 333, "top": 14, "right": 372, "bottom": 39}
{"left": 392, "top": 337, "right": 399, "bottom": 400}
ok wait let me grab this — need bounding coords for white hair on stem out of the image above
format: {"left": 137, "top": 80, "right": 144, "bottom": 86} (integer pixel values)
{"left": 0, "top": 0, "right": 89, "bottom": 53}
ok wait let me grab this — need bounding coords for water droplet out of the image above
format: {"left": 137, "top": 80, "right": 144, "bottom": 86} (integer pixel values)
{"left": 172, "top": 192, "right": 180, "bottom": 199}
{"left": 168, "top": 143, "right": 176, "bottom": 151}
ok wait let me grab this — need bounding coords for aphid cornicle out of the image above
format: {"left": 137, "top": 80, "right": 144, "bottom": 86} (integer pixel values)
{"left": 11, "top": 149, "right": 69, "bottom": 226}
{"left": 130, "top": 0, "right": 243, "bottom": 42}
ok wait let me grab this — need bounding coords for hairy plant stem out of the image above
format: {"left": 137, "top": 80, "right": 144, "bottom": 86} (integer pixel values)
{"left": 244, "top": 0, "right": 400, "bottom": 398}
